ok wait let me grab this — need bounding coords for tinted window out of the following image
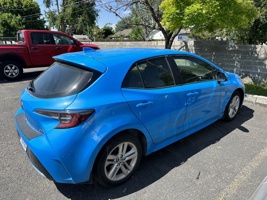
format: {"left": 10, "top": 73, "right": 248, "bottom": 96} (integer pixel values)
{"left": 31, "top": 32, "right": 55, "bottom": 45}
{"left": 172, "top": 56, "right": 217, "bottom": 84}
{"left": 17, "top": 32, "right": 24, "bottom": 42}
{"left": 53, "top": 33, "right": 76, "bottom": 45}
{"left": 30, "top": 62, "right": 100, "bottom": 98}
{"left": 122, "top": 66, "right": 143, "bottom": 88}
{"left": 122, "top": 57, "right": 175, "bottom": 89}
{"left": 139, "top": 57, "right": 174, "bottom": 88}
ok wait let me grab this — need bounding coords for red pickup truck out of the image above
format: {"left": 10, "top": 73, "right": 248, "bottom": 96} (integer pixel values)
{"left": 0, "top": 30, "right": 99, "bottom": 81}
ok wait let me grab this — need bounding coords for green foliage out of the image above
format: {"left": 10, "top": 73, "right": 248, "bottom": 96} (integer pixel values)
{"left": 160, "top": 0, "right": 258, "bottom": 33}
{"left": 0, "top": 0, "right": 45, "bottom": 36}
{"left": 245, "top": 84, "right": 267, "bottom": 96}
{"left": 115, "top": 16, "right": 133, "bottom": 32}
{"left": 235, "top": 0, "right": 267, "bottom": 44}
{"left": 101, "top": 25, "right": 114, "bottom": 38}
{"left": 43, "top": 0, "right": 98, "bottom": 35}
{"left": 130, "top": 26, "right": 144, "bottom": 40}
{"left": 115, "top": 1, "right": 161, "bottom": 41}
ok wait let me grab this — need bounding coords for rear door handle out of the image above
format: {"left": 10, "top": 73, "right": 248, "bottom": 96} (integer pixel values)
{"left": 56, "top": 47, "right": 62, "bottom": 49}
{"left": 136, "top": 101, "right": 153, "bottom": 108}
{"left": 31, "top": 47, "right": 38, "bottom": 50}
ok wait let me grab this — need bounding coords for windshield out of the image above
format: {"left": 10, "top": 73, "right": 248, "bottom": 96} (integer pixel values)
{"left": 29, "top": 62, "right": 101, "bottom": 98}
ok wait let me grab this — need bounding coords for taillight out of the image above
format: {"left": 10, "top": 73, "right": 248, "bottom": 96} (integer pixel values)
{"left": 35, "top": 109, "right": 94, "bottom": 128}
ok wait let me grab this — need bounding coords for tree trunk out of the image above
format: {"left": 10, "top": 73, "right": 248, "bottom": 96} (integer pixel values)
{"left": 165, "top": 36, "right": 171, "bottom": 49}
{"left": 164, "top": 28, "right": 182, "bottom": 49}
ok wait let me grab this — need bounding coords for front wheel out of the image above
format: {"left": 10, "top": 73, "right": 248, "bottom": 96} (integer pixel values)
{"left": 224, "top": 91, "right": 241, "bottom": 121}
{"left": 94, "top": 134, "right": 142, "bottom": 187}
{"left": 0, "top": 60, "right": 23, "bottom": 81}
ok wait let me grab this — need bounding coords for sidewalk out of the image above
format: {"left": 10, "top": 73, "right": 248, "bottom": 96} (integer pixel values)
{"left": 245, "top": 94, "right": 267, "bottom": 199}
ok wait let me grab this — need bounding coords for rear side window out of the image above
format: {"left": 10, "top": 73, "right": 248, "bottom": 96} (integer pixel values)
{"left": 123, "top": 57, "right": 174, "bottom": 89}
{"left": 17, "top": 32, "right": 24, "bottom": 43}
{"left": 31, "top": 32, "right": 55, "bottom": 45}
{"left": 29, "top": 62, "right": 101, "bottom": 98}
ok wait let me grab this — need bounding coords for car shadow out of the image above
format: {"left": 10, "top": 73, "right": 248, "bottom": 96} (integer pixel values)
{"left": 55, "top": 105, "right": 254, "bottom": 200}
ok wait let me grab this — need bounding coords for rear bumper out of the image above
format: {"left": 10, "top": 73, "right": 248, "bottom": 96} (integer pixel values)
{"left": 26, "top": 147, "right": 54, "bottom": 181}
{"left": 15, "top": 110, "right": 78, "bottom": 184}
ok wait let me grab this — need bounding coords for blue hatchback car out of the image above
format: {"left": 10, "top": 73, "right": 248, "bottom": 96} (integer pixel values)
{"left": 15, "top": 48, "right": 244, "bottom": 186}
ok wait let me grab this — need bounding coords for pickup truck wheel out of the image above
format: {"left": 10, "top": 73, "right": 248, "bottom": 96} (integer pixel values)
{"left": 0, "top": 60, "right": 23, "bottom": 81}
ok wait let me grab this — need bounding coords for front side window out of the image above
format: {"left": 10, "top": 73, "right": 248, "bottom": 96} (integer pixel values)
{"left": 123, "top": 57, "right": 174, "bottom": 89}
{"left": 172, "top": 56, "right": 217, "bottom": 84}
{"left": 53, "top": 33, "right": 76, "bottom": 45}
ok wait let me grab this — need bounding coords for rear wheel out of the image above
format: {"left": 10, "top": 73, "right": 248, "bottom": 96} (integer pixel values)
{"left": 224, "top": 91, "right": 241, "bottom": 121}
{"left": 94, "top": 134, "right": 142, "bottom": 187}
{"left": 0, "top": 60, "right": 23, "bottom": 81}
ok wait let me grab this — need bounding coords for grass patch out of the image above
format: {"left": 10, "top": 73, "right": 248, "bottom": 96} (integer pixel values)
{"left": 245, "top": 84, "right": 267, "bottom": 97}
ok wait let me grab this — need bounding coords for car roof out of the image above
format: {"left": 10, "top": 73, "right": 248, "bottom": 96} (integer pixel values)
{"left": 54, "top": 48, "right": 194, "bottom": 73}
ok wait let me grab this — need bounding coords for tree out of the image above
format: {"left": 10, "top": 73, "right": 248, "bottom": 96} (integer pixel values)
{"left": 98, "top": 0, "right": 161, "bottom": 41}
{"left": 0, "top": 0, "right": 45, "bottom": 36}
{"left": 115, "top": 16, "right": 132, "bottom": 32}
{"left": 98, "top": 0, "right": 258, "bottom": 49}
{"left": 100, "top": 25, "right": 114, "bottom": 38}
{"left": 43, "top": 0, "right": 98, "bottom": 36}
{"left": 235, "top": 0, "right": 267, "bottom": 44}
{"left": 160, "top": 0, "right": 258, "bottom": 46}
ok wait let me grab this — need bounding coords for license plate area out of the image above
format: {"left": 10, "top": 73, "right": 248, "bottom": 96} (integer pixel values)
{"left": 20, "top": 137, "right": 27, "bottom": 151}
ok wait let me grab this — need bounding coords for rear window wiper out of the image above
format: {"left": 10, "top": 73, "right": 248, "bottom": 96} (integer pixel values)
{"left": 27, "top": 80, "right": 35, "bottom": 93}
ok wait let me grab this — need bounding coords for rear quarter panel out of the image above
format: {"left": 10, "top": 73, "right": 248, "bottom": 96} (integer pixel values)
{"left": 0, "top": 45, "right": 33, "bottom": 67}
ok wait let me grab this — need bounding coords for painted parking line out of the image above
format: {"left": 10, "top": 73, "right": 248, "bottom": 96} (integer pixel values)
{"left": 217, "top": 144, "right": 267, "bottom": 200}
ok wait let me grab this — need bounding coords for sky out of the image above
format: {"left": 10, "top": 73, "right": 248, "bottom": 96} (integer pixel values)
{"left": 36, "top": 0, "right": 120, "bottom": 29}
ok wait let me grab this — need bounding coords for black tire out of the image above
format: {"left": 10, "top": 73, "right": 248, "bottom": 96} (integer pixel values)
{"left": 0, "top": 60, "right": 23, "bottom": 81}
{"left": 224, "top": 91, "right": 241, "bottom": 121}
{"left": 94, "top": 134, "right": 142, "bottom": 187}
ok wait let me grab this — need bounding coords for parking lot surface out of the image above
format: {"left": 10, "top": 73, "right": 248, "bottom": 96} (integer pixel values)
{"left": 1, "top": 70, "right": 267, "bottom": 200}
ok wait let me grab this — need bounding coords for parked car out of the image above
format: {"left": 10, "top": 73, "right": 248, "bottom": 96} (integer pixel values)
{"left": 15, "top": 48, "right": 245, "bottom": 186}
{"left": 0, "top": 30, "right": 99, "bottom": 81}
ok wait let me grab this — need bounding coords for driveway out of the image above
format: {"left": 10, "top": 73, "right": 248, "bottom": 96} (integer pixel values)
{"left": 0, "top": 69, "right": 267, "bottom": 200}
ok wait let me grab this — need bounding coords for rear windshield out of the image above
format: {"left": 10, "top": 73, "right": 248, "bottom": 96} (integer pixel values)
{"left": 29, "top": 62, "right": 101, "bottom": 98}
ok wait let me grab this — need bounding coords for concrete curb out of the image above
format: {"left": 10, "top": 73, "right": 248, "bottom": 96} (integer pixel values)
{"left": 246, "top": 94, "right": 267, "bottom": 199}
{"left": 244, "top": 94, "right": 267, "bottom": 106}
{"left": 250, "top": 176, "right": 267, "bottom": 200}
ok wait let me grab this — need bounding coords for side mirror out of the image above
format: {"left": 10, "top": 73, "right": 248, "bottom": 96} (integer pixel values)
{"left": 217, "top": 72, "right": 227, "bottom": 83}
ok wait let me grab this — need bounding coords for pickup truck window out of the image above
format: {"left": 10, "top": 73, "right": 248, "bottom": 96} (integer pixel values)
{"left": 52, "top": 33, "right": 76, "bottom": 45}
{"left": 17, "top": 32, "right": 25, "bottom": 43}
{"left": 31, "top": 32, "right": 55, "bottom": 45}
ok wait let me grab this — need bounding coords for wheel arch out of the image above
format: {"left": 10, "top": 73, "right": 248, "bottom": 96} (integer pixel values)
{"left": 235, "top": 87, "right": 245, "bottom": 106}
{"left": 92, "top": 128, "right": 148, "bottom": 172}
{"left": 0, "top": 53, "right": 26, "bottom": 68}
{"left": 91, "top": 128, "right": 148, "bottom": 185}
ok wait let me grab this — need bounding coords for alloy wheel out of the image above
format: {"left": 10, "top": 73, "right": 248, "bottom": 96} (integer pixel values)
{"left": 104, "top": 142, "right": 138, "bottom": 181}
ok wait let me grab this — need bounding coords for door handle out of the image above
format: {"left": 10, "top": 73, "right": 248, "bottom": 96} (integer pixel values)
{"left": 136, "top": 101, "right": 153, "bottom": 108}
{"left": 187, "top": 92, "right": 199, "bottom": 97}
{"left": 31, "top": 47, "right": 38, "bottom": 50}
{"left": 56, "top": 47, "right": 62, "bottom": 49}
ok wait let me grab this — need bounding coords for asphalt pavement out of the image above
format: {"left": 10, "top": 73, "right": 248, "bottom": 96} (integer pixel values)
{"left": 0, "top": 70, "right": 267, "bottom": 200}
